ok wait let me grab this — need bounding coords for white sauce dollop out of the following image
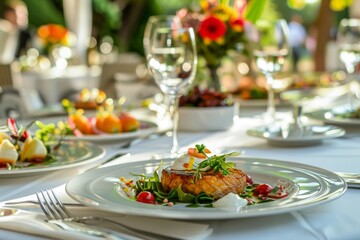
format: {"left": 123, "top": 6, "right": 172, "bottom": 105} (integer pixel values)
{"left": 212, "top": 193, "right": 248, "bottom": 211}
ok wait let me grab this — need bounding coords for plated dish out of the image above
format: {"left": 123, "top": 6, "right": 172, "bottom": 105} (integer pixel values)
{"left": 62, "top": 120, "right": 158, "bottom": 142}
{"left": 0, "top": 140, "right": 105, "bottom": 177}
{"left": 307, "top": 107, "right": 360, "bottom": 126}
{"left": 247, "top": 125, "right": 346, "bottom": 147}
{"left": 66, "top": 156, "right": 346, "bottom": 220}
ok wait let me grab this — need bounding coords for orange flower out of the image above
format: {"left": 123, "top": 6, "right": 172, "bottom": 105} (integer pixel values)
{"left": 230, "top": 17, "right": 245, "bottom": 32}
{"left": 198, "top": 15, "right": 227, "bottom": 41}
{"left": 37, "top": 24, "right": 69, "bottom": 45}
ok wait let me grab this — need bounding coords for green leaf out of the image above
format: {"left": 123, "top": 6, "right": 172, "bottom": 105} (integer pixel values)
{"left": 176, "top": 185, "right": 195, "bottom": 203}
{"left": 244, "top": 0, "right": 267, "bottom": 23}
{"left": 195, "top": 144, "right": 206, "bottom": 153}
{"left": 195, "top": 192, "right": 214, "bottom": 204}
{"left": 167, "top": 189, "right": 178, "bottom": 200}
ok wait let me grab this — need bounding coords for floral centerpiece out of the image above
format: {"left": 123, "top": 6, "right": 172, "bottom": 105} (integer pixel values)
{"left": 177, "top": 0, "right": 265, "bottom": 91}
{"left": 36, "top": 24, "right": 72, "bottom": 55}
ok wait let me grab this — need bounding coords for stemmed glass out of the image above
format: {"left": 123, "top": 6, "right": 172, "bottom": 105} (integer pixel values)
{"left": 337, "top": 18, "right": 360, "bottom": 110}
{"left": 249, "top": 19, "right": 290, "bottom": 124}
{"left": 144, "top": 21, "right": 197, "bottom": 155}
{"left": 143, "top": 15, "right": 182, "bottom": 60}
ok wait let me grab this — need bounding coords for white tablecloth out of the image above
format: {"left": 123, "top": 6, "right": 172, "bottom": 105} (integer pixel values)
{"left": 0, "top": 107, "right": 359, "bottom": 240}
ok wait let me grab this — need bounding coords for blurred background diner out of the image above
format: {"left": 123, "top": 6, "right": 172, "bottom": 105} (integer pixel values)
{"left": 0, "top": 0, "right": 358, "bottom": 119}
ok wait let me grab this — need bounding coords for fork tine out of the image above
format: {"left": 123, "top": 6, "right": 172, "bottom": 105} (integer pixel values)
{"left": 48, "top": 189, "right": 73, "bottom": 219}
{"left": 36, "top": 191, "right": 53, "bottom": 220}
{"left": 36, "top": 191, "right": 61, "bottom": 220}
{"left": 36, "top": 190, "right": 73, "bottom": 220}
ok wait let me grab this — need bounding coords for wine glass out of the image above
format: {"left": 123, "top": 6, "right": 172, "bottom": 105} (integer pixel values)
{"left": 249, "top": 19, "right": 290, "bottom": 124}
{"left": 145, "top": 25, "right": 197, "bottom": 155}
{"left": 337, "top": 18, "right": 360, "bottom": 110}
{"left": 143, "top": 15, "right": 182, "bottom": 60}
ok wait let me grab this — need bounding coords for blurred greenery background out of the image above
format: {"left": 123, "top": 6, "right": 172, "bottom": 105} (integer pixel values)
{"left": 0, "top": 0, "right": 352, "bottom": 65}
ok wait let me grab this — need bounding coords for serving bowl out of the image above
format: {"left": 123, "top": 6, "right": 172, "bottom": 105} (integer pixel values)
{"left": 178, "top": 104, "right": 236, "bottom": 132}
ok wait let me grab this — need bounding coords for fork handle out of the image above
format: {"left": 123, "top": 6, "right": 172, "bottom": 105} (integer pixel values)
{"left": 48, "top": 220, "right": 141, "bottom": 240}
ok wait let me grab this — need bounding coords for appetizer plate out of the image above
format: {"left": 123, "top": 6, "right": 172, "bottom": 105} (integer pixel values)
{"left": 64, "top": 120, "right": 158, "bottom": 142}
{"left": 0, "top": 141, "right": 105, "bottom": 177}
{"left": 246, "top": 125, "right": 346, "bottom": 147}
{"left": 306, "top": 107, "right": 360, "bottom": 126}
{"left": 66, "top": 157, "right": 346, "bottom": 220}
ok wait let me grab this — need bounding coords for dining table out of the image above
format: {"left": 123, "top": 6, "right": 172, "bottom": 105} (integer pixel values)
{"left": 0, "top": 101, "right": 359, "bottom": 240}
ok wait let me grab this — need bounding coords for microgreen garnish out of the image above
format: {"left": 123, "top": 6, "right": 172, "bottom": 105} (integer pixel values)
{"left": 194, "top": 144, "right": 239, "bottom": 180}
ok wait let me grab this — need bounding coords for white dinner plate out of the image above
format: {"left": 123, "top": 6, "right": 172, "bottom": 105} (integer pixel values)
{"left": 0, "top": 141, "right": 105, "bottom": 177}
{"left": 307, "top": 107, "right": 360, "bottom": 126}
{"left": 246, "top": 125, "right": 346, "bottom": 147}
{"left": 63, "top": 120, "right": 158, "bottom": 142}
{"left": 66, "top": 157, "right": 346, "bottom": 220}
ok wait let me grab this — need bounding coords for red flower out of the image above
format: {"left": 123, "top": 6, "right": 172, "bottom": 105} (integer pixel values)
{"left": 230, "top": 17, "right": 245, "bottom": 32}
{"left": 198, "top": 15, "right": 226, "bottom": 41}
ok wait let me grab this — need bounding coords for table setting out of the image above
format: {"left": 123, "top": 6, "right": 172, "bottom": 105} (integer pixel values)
{"left": 1, "top": 1, "right": 360, "bottom": 240}
{"left": 0, "top": 99, "right": 360, "bottom": 239}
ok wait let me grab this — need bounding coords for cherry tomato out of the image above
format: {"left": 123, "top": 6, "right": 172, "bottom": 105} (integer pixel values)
{"left": 253, "top": 184, "right": 273, "bottom": 197}
{"left": 136, "top": 191, "right": 155, "bottom": 204}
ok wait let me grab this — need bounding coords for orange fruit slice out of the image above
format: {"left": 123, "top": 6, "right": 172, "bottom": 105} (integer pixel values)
{"left": 120, "top": 113, "right": 140, "bottom": 132}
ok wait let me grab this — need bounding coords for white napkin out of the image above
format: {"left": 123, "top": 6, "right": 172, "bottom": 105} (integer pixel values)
{"left": 75, "top": 210, "right": 213, "bottom": 240}
{"left": 1, "top": 185, "right": 213, "bottom": 240}
{"left": 0, "top": 207, "right": 212, "bottom": 240}
{"left": 0, "top": 209, "right": 100, "bottom": 240}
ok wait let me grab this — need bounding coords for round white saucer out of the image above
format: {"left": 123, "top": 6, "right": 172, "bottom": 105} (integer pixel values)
{"left": 246, "top": 124, "right": 346, "bottom": 147}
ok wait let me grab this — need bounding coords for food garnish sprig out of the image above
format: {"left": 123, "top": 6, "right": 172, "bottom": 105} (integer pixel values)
{"left": 193, "top": 144, "right": 239, "bottom": 180}
{"left": 35, "top": 120, "right": 71, "bottom": 150}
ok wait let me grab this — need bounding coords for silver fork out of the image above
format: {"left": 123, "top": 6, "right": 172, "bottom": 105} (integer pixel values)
{"left": 36, "top": 190, "right": 162, "bottom": 240}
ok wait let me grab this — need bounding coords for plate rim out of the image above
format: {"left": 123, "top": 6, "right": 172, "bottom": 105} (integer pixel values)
{"left": 66, "top": 156, "right": 346, "bottom": 220}
{"left": 0, "top": 140, "right": 106, "bottom": 176}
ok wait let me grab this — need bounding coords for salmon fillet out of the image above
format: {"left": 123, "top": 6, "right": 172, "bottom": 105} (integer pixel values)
{"left": 161, "top": 167, "right": 246, "bottom": 199}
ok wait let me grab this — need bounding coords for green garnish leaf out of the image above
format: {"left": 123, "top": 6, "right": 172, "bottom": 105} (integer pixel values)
{"left": 195, "top": 192, "right": 214, "bottom": 204}
{"left": 176, "top": 185, "right": 195, "bottom": 203}
{"left": 193, "top": 144, "right": 241, "bottom": 181}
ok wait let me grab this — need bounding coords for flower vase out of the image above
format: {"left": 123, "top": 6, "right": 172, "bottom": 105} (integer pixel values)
{"left": 207, "top": 64, "right": 221, "bottom": 91}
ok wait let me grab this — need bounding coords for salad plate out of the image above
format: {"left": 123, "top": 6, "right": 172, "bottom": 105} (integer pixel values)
{"left": 0, "top": 141, "right": 105, "bottom": 177}
{"left": 306, "top": 107, "right": 360, "bottom": 126}
{"left": 63, "top": 120, "right": 158, "bottom": 142}
{"left": 66, "top": 157, "right": 346, "bottom": 220}
{"left": 246, "top": 125, "right": 346, "bottom": 147}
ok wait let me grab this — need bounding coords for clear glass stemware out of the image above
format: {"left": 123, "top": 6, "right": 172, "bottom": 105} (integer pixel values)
{"left": 337, "top": 18, "right": 360, "bottom": 110}
{"left": 144, "top": 23, "right": 197, "bottom": 155}
{"left": 143, "top": 15, "right": 182, "bottom": 60}
{"left": 249, "top": 19, "right": 290, "bottom": 124}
